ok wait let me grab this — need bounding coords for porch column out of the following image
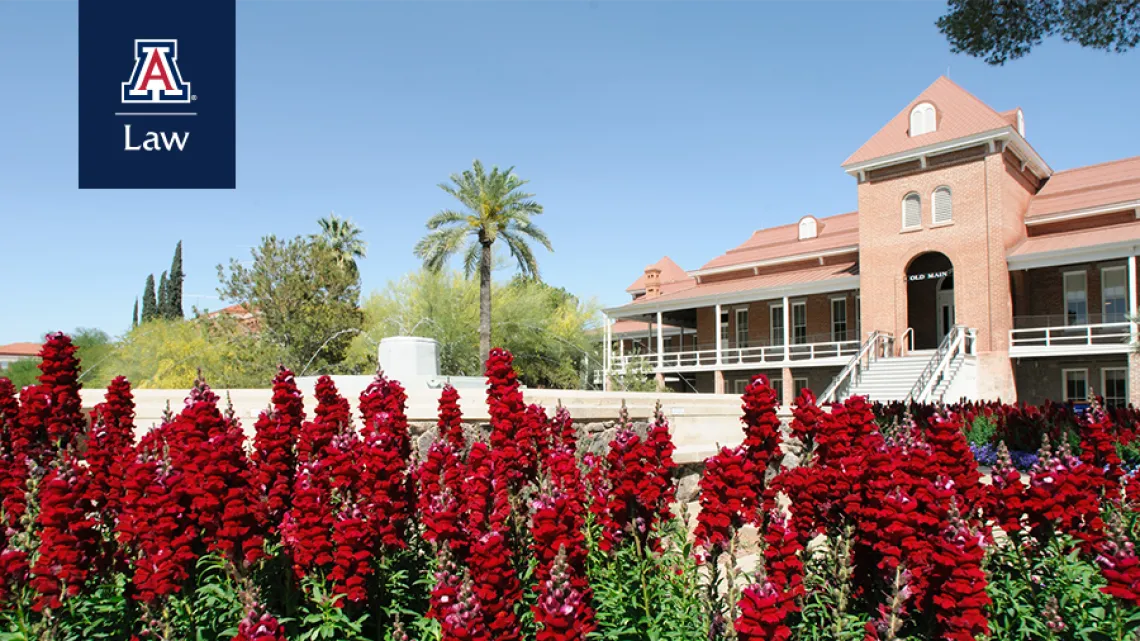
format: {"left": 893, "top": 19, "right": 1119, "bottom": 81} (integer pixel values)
{"left": 782, "top": 367, "right": 794, "bottom": 407}
{"left": 714, "top": 369, "right": 725, "bottom": 394}
{"left": 603, "top": 314, "right": 612, "bottom": 392}
{"left": 656, "top": 311, "right": 665, "bottom": 370}
{"left": 1130, "top": 255, "right": 1138, "bottom": 344}
{"left": 715, "top": 302, "right": 723, "bottom": 365}
{"left": 782, "top": 295, "right": 791, "bottom": 361}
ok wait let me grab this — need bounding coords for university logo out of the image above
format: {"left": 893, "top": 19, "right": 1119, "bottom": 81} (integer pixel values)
{"left": 121, "top": 39, "right": 192, "bottom": 104}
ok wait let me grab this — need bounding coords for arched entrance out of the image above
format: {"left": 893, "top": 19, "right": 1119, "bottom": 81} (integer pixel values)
{"left": 906, "top": 252, "right": 954, "bottom": 350}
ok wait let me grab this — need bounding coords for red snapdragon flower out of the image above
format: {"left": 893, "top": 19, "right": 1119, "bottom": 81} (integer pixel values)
{"left": 762, "top": 510, "right": 804, "bottom": 606}
{"left": 929, "top": 507, "right": 990, "bottom": 641}
{"left": 437, "top": 385, "right": 466, "bottom": 450}
{"left": 788, "top": 388, "right": 824, "bottom": 450}
{"left": 740, "top": 375, "right": 783, "bottom": 502}
{"left": 1078, "top": 405, "right": 1124, "bottom": 498}
{"left": 597, "top": 405, "right": 677, "bottom": 551}
{"left": 37, "top": 332, "right": 85, "bottom": 452}
{"left": 694, "top": 445, "right": 752, "bottom": 553}
{"left": 485, "top": 348, "right": 534, "bottom": 489}
{"left": 1023, "top": 438, "right": 1104, "bottom": 551}
{"left": 1097, "top": 513, "right": 1140, "bottom": 606}
{"left": 279, "top": 463, "right": 334, "bottom": 577}
{"left": 296, "top": 376, "right": 350, "bottom": 465}
{"left": 31, "top": 452, "right": 100, "bottom": 611}
{"left": 232, "top": 605, "right": 288, "bottom": 641}
{"left": 86, "top": 376, "right": 136, "bottom": 519}
{"left": 251, "top": 367, "right": 305, "bottom": 528}
{"left": 924, "top": 412, "right": 983, "bottom": 516}
{"left": 986, "top": 442, "right": 1025, "bottom": 535}
{"left": 359, "top": 373, "right": 411, "bottom": 459}
{"left": 734, "top": 579, "right": 793, "bottom": 641}
{"left": 468, "top": 528, "right": 522, "bottom": 641}
{"left": 534, "top": 546, "right": 596, "bottom": 641}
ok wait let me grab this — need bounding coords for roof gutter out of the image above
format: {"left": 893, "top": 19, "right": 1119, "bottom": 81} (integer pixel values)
{"left": 842, "top": 126, "right": 1052, "bottom": 180}
{"left": 1024, "top": 200, "right": 1140, "bottom": 226}
{"left": 1007, "top": 240, "right": 1140, "bottom": 271}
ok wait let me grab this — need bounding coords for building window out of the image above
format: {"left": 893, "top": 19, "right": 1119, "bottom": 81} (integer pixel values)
{"left": 771, "top": 304, "right": 784, "bottom": 347}
{"left": 855, "top": 295, "right": 861, "bottom": 339}
{"left": 792, "top": 301, "right": 807, "bottom": 344}
{"left": 720, "top": 310, "right": 729, "bottom": 344}
{"left": 909, "top": 102, "right": 936, "bottom": 136}
{"left": 735, "top": 308, "right": 749, "bottom": 348}
{"left": 1064, "top": 271, "right": 1088, "bottom": 326}
{"left": 902, "top": 193, "right": 921, "bottom": 230}
{"left": 932, "top": 186, "right": 953, "bottom": 224}
{"left": 1102, "top": 266, "right": 1128, "bottom": 323}
{"left": 1103, "top": 368, "right": 1128, "bottom": 408}
{"left": 793, "top": 377, "right": 809, "bottom": 397}
{"left": 798, "top": 216, "right": 818, "bottom": 240}
{"left": 771, "top": 377, "right": 783, "bottom": 402}
{"left": 733, "top": 379, "right": 748, "bottom": 395}
{"left": 1063, "top": 369, "right": 1089, "bottom": 403}
{"left": 831, "top": 297, "right": 848, "bottom": 342}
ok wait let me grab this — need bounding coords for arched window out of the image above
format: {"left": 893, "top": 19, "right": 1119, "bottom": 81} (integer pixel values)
{"left": 902, "top": 193, "right": 922, "bottom": 230}
{"left": 909, "top": 102, "right": 936, "bottom": 136}
{"left": 932, "top": 186, "right": 953, "bottom": 224}
{"left": 798, "top": 216, "right": 818, "bottom": 240}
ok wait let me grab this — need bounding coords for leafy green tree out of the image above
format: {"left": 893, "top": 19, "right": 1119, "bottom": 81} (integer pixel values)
{"left": 157, "top": 271, "right": 170, "bottom": 319}
{"left": 217, "top": 231, "right": 364, "bottom": 374}
{"left": 167, "top": 241, "right": 184, "bottom": 319}
{"left": 141, "top": 274, "right": 157, "bottom": 322}
{"left": 414, "top": 160, "right": 552, "bottom": 364}
{"left": 938, "top": 0, "right": 1140, "bottom": 65}
{"left": 1, "top": 357, "right": 40, "bottom": 389}
{"left": 347, "top": 270, "right": 599, "bottom": 389}
{"left": 315, "top": 213, "right": 367, "bottom": 272}
{"left": 106, "top": 317, "right": 283, "bottom": 389}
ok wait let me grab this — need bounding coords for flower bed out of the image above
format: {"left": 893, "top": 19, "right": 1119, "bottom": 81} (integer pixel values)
{"left": 1, "top": 334, "right": 1140, "bottom": 640}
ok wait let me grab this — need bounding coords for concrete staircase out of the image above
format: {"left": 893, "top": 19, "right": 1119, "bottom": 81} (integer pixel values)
{"left": 847, "top": 354, "right": 932, "bottom": 402}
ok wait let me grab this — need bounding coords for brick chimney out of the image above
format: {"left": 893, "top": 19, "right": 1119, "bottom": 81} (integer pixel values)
{"left": 644, "top": 267, "right": 662, "bottom": 299}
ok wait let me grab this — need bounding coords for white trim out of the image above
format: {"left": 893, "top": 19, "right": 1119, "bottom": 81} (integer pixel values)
{"left": 830, "top": 294, "right": 848, "bottom": 342}
{"left": 734, "top": 307, "right": 749, "bottom": 348}
{"left": 689, "top": 246, "right": 858, "bottom": 278}
{"left": 842, "top": 126, "right": 1052, "bottom": 179}
{"left": 1102, "top": 367, "right": 1129, "bottom": 407}
{"left": 603, "top": 275, "right": 861, "bottom": 318}
{"left": 791, "top": 300, "right": 807, "bottom": 345}
{"left": 793, "top": 377, "right": 809, "bottom": 396}
{"left": 1024, "top": 200, "right": 1140, "bottom": 226}
{"left": 770, "top": 302, "right": 785, "bottom": 347}
{"left": 1007, "top": 241, "right": 1140, "bottom": 271}
{"left": 1062, "top": 368, "right": 1089, "bottom": 402}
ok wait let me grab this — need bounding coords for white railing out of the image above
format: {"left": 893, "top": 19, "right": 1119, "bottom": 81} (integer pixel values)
{"left": 906, "top": 325, "right": 976, "bottom": 404}
{"left": 819, "top": 331, "right": 894, "bottom": 404}
{"left": 609, "top": 338, "right": 861, "bottom": 372}
{"left": 1009, "top": 321, "right": 1133, "bottom": 355}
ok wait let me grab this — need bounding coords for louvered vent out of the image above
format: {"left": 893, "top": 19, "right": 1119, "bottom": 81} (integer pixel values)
{"left": 902, "top": 193, "right": 921, "bottom": 229}
{"left": 933, "top": 187, "right": 952, "bottom": 224}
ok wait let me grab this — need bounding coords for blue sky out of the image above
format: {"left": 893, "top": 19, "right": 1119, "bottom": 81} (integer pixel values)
{"left": 1, "top": 1, "right": 1138, "bottom": 343}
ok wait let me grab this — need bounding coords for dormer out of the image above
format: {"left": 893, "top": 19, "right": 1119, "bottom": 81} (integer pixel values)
{"left": 909, "top": 102, "right": 936, "bottom": 136}
{"left": 798, "top": 215, "right": 818, "bottom": 240}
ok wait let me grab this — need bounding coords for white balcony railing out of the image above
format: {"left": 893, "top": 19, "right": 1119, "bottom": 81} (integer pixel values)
{"left": 610, "top": 337, "right": 861, "bottom": 373}
{"left": 1009, "top": 321, "right": 1133, "bottom": 356}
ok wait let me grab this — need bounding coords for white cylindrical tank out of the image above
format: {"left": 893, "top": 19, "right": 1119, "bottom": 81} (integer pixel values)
{"left": 377, "top": 336, "right": 441, "bottom": 381}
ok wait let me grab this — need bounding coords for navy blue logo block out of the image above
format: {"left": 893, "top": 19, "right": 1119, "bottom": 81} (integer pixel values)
{"left": 79, "top": 0, "right": 235, "bottom": 189}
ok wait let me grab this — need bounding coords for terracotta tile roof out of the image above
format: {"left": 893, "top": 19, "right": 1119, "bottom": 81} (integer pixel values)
{"left": 625, "top": 256, "right": 692, "bottom": 293}
{"left": 621, "top": 260, "right": 859, "bottom": 308}
{"left": 697, "top": 211, "right": 859, "bottom": 273}
{"left": 1008, "top": 219, "right": 1140, "bottom": 258}
{"left": 998, "top": 108, "right": 1021, "bottom": 129}
{"left": 0, "top": 342, "right": 41, "bottom": 357}
{"left": 1026, "top": 155, "right": 1140, "bottom": 221}
{"left": 610, "top": 319, "right": 688, "bottom": 335}
{"left": 843, "top": 77, "right": 1014, "bottom": 167}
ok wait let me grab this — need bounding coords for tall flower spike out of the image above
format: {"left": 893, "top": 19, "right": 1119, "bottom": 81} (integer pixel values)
{"left": 534, "top": 546, "right": 595, "bottom": 641}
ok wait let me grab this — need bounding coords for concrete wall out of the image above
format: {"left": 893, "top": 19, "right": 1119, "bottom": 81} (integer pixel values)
{"left": 78, "top": 378, "right": 752, "bottom": 464}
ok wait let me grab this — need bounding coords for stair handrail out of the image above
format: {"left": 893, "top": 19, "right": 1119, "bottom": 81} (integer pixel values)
{"left": 900, "top": 327, "right": 915, "bottom": 356}
{"left": 820, "top": 330, "right": 893, "bottom": 404}
{"left": 905, "top": 325, "right": 972, "bottom": 404}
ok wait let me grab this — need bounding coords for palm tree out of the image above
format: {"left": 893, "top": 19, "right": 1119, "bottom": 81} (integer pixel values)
{"left": 316, "top": 213, "right": 367, "bottom": 270}
{"left": 414, "top": 160, "right": 552, "bottom": 363}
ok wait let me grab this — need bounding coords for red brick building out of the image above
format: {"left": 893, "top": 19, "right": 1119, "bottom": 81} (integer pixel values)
{"left": 603, "top": 78, "right": 1140, "bottom": 407}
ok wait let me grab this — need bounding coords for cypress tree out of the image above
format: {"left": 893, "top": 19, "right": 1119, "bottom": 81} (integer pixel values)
{"left": 132, "top": 298, "right": 139, "bottom": 328}
{"left": 157, "top": 271, "right": 169, "bottom": 319}
{"left": 168, "top": 241, "right": 184, "bottom": 319}
{"left": 141, "top": 275, "right": 157, "bottom": 322}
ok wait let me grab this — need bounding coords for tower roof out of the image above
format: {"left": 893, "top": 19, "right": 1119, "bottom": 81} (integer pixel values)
{"left": 843, "top": 77, "right": 1017, "bottom": 167}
